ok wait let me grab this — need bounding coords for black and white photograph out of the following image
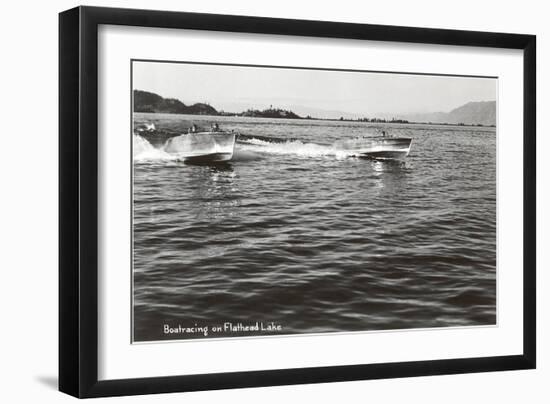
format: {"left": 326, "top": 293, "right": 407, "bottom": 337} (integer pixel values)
{"left": 132, "top": 60, "right": 497, "bottom": 342}
{"left": 1, "top": 0, "right": 545, "bottom": 400}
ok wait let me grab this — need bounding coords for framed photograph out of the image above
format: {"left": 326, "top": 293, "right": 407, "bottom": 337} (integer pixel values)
{"left": 59, "top": 6, "right": 536, "bottom": 398}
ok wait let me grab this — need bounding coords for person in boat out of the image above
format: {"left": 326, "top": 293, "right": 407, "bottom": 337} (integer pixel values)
{"left": 211, "top": 123, "right": 220, "bottom": 132}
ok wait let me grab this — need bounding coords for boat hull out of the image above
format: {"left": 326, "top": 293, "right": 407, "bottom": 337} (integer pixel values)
{"left": 336, "top": 137, "right": 412, "bottom": 160}
{"left": 183, "top": 152, "right": 234, "bottom": 164}
{"left": 164, "top": 132, "right": 236, "bottom": 163}
{"left": 360, "top": 149, "right": 410, "bottom": 160}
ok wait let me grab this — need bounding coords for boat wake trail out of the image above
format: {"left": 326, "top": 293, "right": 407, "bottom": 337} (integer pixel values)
{"left": 238, "top": 137, "right": 355, "bottom": 159}
{"left": 133, "top": 135, "right": 177, "bottom": 162}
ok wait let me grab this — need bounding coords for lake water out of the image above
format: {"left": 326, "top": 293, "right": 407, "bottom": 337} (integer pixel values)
{"left": 132, "top": 113, "right": 496, "bottom": 342}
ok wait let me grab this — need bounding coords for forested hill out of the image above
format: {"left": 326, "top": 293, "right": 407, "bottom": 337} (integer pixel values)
{"left": 133, "top": 90, "right": 218, "bottom": 115}
{"left": 133, "top": 90, "right": 302, "bottom": 119}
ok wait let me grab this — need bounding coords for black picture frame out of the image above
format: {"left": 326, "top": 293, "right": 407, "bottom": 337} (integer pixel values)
{"left": 59, "top": 5, "right": 536, "bottom": 398}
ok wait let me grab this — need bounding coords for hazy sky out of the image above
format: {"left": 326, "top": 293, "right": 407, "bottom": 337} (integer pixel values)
{"left": 133, "top": 61, "right": 496, "bottom": 118}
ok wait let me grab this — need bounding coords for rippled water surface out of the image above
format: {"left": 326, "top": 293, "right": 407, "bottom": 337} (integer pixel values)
{"left": 133, "top": 113, "right": 496, "bottom": 342}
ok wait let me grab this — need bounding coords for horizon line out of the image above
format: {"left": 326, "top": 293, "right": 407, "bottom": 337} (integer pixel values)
{"left": 133, "top": 88, "right": 496, "bottom": 119}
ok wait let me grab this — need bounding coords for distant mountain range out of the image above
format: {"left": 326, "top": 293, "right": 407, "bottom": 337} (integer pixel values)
{"left": 134, "top": 90, "right": 496, "bottom": 126}
{"left": 284, "top": 101, "right": 496, "bottom": 125}
{"left": 398, "top": 101, "right": 496, "bottom": 126}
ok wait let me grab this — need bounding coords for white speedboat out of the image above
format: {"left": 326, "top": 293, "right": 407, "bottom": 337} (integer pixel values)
{"left": 335, "top": 136, "right": 412, "bottom": 160}
{"left": 164, "top": 131, "right": 236, "bottom": 163}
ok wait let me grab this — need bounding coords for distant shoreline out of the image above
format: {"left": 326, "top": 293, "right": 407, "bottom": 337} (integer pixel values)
{"left": 134, "top": 111, "right": 496, "bottom": 129}
{"left": 133, "top": 90, "right": 496, "bottom": 128}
